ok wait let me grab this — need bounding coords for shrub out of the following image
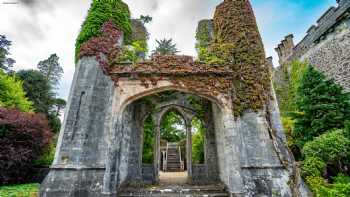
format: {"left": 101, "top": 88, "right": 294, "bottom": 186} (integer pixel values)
{"left": 0, "top": 108, "right": 53, "bottom": 184}
{"left": 33, "top": 142, "right": 56, "bottom": 167}
{"left": 302, "top": 157, "right": 326, "bottom": 177}
{"left": 302, "top": 130, "right": 350, "bottom": 165}
{"left": 306, "top": 175, "right": 350, "bottom": 197}
{"left": 0, "top": 70, "right": 32, "bottom": 112}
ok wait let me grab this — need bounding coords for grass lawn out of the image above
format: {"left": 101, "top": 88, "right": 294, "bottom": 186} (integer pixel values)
{"left": 0, "top": 183, "right": 39, "bottom": 197}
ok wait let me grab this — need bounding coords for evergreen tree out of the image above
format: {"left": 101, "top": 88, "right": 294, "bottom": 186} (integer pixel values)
{"left": 293, "top": 65, "right": 350, "bottom": 148}
{"left": 16, "top": 70, "right": 54, "bottom": 114}
{"left": 37, "top": 54, "right": 63, "bottom": 88}
{"left": 0, "top": 35, "right": 15, "bottom": 72}
{"left": 152, "top": 38, "right": 179, "bottom": 56}
{"left": 16, "top": 70, "right": 65, "bottom": 133}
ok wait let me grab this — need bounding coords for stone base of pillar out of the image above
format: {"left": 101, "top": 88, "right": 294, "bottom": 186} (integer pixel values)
{"left": 40, "top": 168, "right": 107, "bottom": 197}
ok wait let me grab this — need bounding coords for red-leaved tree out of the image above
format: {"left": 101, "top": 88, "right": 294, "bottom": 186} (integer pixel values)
{"left": 0, "top": 107, "right": 53, "bottom": 184}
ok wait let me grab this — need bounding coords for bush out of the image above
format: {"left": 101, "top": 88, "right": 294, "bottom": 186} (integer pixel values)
{"left": 0, "top": 183, "right": 39, "bottom": 197}
{"left": 306, "top": 175, "right": 350, "bottom": 197}
{"left": 0, "top": 70, "right": 32, "bottom": 112}
{"left": 302, "top": 130, "right": 350, "bottom": 165}
{"left": 33, "top": 142, "right": 56, "bottom": 167}
{"left": 302, "top": 157, "right": 326, "bottom": 177}
{"left": 0, "top": 108, "right": 53, "bottom": 184}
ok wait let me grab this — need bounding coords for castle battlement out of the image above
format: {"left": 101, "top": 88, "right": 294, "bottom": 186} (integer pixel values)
{"left": 276, "top": 0, "right": 350, "bottom": 65}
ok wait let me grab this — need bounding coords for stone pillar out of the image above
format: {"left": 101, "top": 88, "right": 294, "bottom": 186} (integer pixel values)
{"left": 222, "top": 111, "right": 244, "bottom": 196}
{"left": 154, "top": 124, "right": 161, "bottom": 183}
{"left": 186, "top": 122, "right": 193, "bottom": 182}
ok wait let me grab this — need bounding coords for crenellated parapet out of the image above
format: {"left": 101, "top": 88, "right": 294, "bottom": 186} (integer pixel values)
{"left": 277, "top": 0, "right": 350, "bottom": 66}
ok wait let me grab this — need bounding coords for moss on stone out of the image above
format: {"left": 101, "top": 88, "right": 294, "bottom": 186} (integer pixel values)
{"left": 75, "top": 0, "right": 132, "bottom": 62}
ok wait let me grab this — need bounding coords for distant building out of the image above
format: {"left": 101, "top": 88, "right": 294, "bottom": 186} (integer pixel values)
{"left": 274, "top": 0, "right": 350, "bottom": 92}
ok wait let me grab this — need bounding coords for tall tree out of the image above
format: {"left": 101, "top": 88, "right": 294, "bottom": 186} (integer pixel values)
{"left": 16, "top": 70, "right": 54, "bottom": 114}
{"left": 152, "top": 38, "right": 179, "bottom": 56}
{"left": 0, "top": 35, "right": 15, "bottom": 72}
{"left": 293, "top": 65, "right": 350, "bottom": 148}
{"left": 16, "top": 70, "right": 65, "bottom": 133}
{"left": 37, "top": 54, "right": 63, "bottom": 89}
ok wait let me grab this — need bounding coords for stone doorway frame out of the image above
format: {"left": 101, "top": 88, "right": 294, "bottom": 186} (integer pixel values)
{"left": 150, "top": 105, "right": 196, "bottom": 183}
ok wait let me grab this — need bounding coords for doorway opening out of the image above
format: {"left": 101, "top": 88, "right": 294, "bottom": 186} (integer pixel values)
{"left": 159, "top": 110, "right": 188, "bottom": 185}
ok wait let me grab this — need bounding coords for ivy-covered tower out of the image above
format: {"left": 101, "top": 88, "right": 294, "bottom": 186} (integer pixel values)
{"left": 40, "top": 0, "right": 309, "bottom": 196}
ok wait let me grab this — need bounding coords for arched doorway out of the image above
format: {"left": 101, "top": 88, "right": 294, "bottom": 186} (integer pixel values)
{"left": 122, "top": 90, "right": 221, "bottom": 186}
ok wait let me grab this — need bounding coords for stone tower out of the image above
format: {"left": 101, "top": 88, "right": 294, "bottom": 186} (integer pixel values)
{"left": 40, "top": 0, "right": 309, "bottom": 196}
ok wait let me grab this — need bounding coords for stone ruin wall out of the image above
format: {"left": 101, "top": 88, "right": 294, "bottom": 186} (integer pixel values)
{"left": 275, "top": 0, "right": 350, "bottom": 92}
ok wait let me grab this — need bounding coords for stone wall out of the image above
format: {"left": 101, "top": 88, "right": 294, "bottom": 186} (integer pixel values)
{"left": 300, "top": 23, "right": 350, "bottom": 92}
{"left": 274, "top": 0, "right": 350, "bottom": 92}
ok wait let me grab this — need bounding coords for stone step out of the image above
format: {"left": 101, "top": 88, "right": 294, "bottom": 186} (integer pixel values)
{"left": 119, "top": 185, "right": 229, "bottom": 197}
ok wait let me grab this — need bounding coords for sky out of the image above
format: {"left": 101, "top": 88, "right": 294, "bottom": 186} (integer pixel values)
{"left": 0, "top": 0, "right": 335, "bottom": 100}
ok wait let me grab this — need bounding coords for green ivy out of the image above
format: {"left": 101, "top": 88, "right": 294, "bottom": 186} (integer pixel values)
{"left": 75, "top": 0, "right": 132, "bottom": 62}
{"left": 117, "top": 40, "right": 148, "bottom": 63}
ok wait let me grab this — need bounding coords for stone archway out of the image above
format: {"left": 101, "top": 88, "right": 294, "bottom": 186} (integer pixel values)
{"left": 40, "top": 0, "right": 310, "bottom": 195}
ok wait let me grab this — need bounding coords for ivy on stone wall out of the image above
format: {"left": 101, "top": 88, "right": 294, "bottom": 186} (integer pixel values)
{"left": 75, "top": 0, "right": 132, "bottom": 62}
{"left": 211, "top": 0, "right": 270, "bottom": 116}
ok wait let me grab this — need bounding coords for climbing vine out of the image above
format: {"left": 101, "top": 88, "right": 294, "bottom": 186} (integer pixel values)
{"left": 75, "top": 0, "right": 132, "bottom": 62}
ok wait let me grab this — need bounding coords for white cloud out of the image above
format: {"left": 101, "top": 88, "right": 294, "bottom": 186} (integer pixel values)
{"left": 0, "top": 0, "right": 335, "bottom": 100}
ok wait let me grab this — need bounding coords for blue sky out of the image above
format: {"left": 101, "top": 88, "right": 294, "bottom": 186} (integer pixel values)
{"left": 0, "top": 0, "right": 336, "bottom": 100}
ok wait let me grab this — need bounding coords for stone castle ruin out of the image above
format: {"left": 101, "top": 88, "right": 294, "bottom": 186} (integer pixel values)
{"left": 274, "top": 0, "right": 350, "bottom": 92}
{"left": 40, "top": 0, "right": 309, "bottom": 196}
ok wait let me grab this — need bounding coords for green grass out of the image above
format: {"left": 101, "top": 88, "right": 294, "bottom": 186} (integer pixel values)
{"left": 0, "top": 183, "right": 39, "bottom": 197}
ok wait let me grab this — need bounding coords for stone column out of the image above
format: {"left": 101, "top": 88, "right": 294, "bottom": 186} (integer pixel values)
{"left": 186, "top": 122, "right": 193, "bottom": 183}
{"left": 222, "top": 111, "right": 244, "bottom": 196}
{"left": 154, "top": 124, "right": 161, "bottom": 183}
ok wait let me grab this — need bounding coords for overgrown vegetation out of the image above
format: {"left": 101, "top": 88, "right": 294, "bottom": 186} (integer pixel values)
{"left": 75, "top": 0, "right": 132, "bottom": 61}
{"left": 0, "top": 183, "right": 39, "bottom": 197}
{"left": 276, "top": 62, "right": 350, "bottom": 196}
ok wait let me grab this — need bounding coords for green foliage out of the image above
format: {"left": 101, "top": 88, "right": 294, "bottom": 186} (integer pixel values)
{"left": 160, "top": 111, "right": 186, "bottom": 142}
{"left": 16, "top": 69, "right": 64, "bottom": 133}
{"left": 37, "top": 54, "right": 63, "bottom": 89}
{"left": 302, "top": 130, "right": 350, "bottom": 168}
{"left": 143, "top": 116, "right": 155, "bottom": 164}
{"left": 75, "top": 0, "right": 132, "bottom": 61}
{"left": 306, "top": 176, "right": 350, "bottom": 197}
{"left": 293, "top": 65, "right": 350, "bottom": 148}
{"left": 0, "top": 70, "right": 32, "bottom": 112}
{"left": 0, "top": 35, "right": 15, "bottom": 72}
{"left": 192, "top": 117, "right": 204, "bottom": 164}
{"left": 16, "top": 70, "right": 54, "bottom": 114}
{"left": 302, "top": 157, "right": 326, "bottom": 177}
{"left": 118, "top": 40, "right": 148, "bottom": 63}
{"left": 0, "top": 183, "right": 39, "bottom": 197}
{"left": 47, "top": 113, "right": 62, "bottom": 133}
{"left": 152, "top": 38, "right": 179, "bottom": 56}
{"left": 34, "top": 142, "right": 56, "bottom": 166}
{"left": 279, "top": 61, "right": 308, "bottom": 115}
